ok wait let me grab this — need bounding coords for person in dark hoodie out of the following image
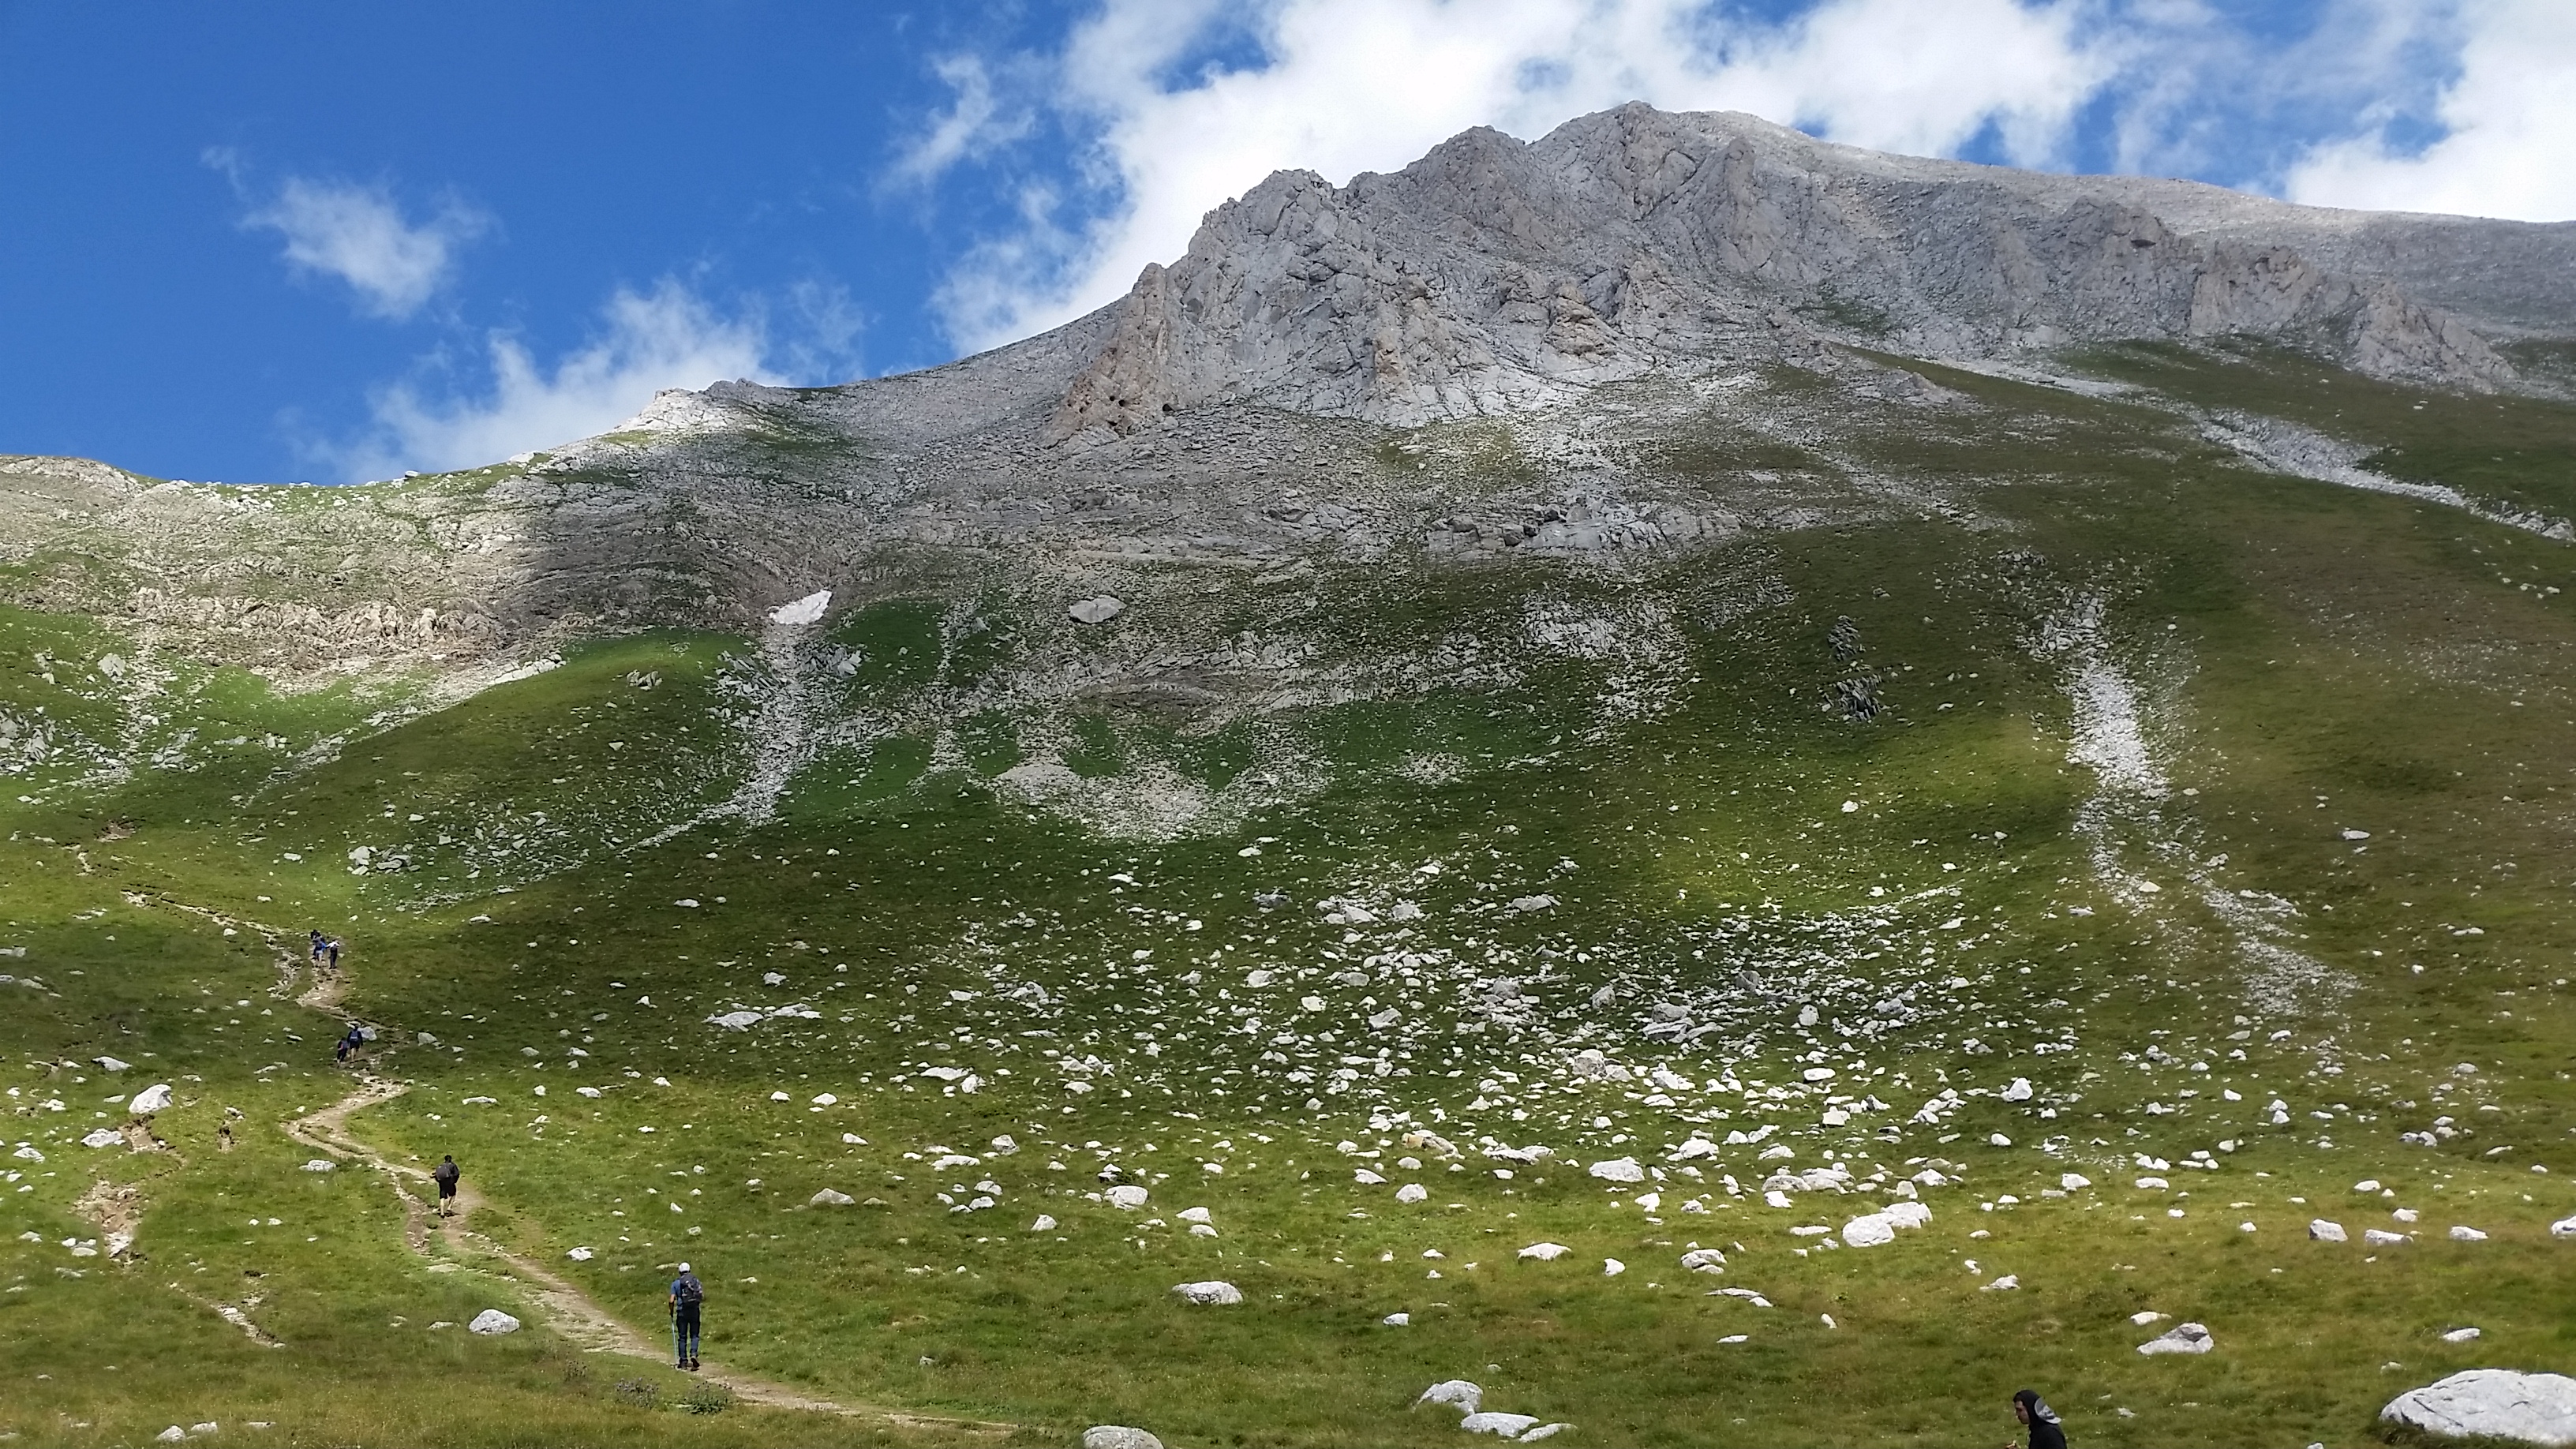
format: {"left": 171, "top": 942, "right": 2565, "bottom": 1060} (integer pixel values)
{"left": 2010, "top": 1389, "right": 2068, "bottom": 1449}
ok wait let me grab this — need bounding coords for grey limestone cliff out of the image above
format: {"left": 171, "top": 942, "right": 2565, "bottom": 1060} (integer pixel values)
{"left": 1048, "top": 103, "right": 2569, "bottom": 438}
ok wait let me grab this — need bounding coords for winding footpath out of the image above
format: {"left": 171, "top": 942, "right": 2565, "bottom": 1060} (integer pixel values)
{"left": 189, "top": 905, "right": 1013, "bottom": 1435}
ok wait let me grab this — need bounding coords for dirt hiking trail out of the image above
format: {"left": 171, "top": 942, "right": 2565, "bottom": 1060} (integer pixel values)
{"left": 283, "top": 1072, "right": 1010, "bottom": 1434}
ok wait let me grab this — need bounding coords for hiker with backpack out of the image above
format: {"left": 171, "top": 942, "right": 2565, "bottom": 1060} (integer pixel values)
{"left": 669, "top": 1262, "right": 704, "bottom": 1370}
{"left": 431, "top": 1155, "right": 460, "bottom": 1217}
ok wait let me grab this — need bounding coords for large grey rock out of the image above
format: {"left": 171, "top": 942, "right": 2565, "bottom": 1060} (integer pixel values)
{"left": 1170, "top": 1280, "right": 1242, "bottom": 1305}
{"left": 2383, "top": 1369, "right": 2576, "bottom": 1446}
{"left": 2138, "top": 1321, "right": 2214, "bottom": 1356}
{"left": 466, "top": 1309, "right": 520, "bottom": 1335}
{"left": 1082, "top": 1428, "right": 1164, "bottom": 1449}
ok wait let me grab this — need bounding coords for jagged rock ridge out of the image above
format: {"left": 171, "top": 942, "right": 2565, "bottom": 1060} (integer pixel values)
{"left": 1050, "top": 103, "right": 2563, "bottom": 438}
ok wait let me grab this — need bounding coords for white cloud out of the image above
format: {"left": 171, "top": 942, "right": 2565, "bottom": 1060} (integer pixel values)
{"left": 328, "top": 280, "right": 774, "bottom": 479}
{"left": 889, "top": 53, "right": 1035, "bottom": 187}
{"left": 240, "top": 174, "right": 491, "bottom": 320}
{"left": 2286, "top": 0, "right": 2576, "bottom": 221}
{"left": 919, "top": 0, "right": 2107, "bottom": 351}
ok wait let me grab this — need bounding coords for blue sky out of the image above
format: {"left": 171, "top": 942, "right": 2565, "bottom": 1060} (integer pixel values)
{"left": 1, "top": 0, "right": 2567, "bottom": 483}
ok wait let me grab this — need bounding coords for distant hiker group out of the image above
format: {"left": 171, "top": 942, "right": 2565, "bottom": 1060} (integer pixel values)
{"left": 308, "top": 930, "right": 341, "bottom": 969}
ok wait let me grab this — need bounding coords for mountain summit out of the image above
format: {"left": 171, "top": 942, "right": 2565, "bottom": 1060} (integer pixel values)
{"left": 1050, "top": 103, "right": 2570, "bottom": 439}
{"left": 4, "top": 102, "right": 2574, "bottom": 672}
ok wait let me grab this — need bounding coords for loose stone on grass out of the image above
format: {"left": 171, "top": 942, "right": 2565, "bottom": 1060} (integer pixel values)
{"left": 2138, "top": 1322, "right": 2214, "bottom": 1356}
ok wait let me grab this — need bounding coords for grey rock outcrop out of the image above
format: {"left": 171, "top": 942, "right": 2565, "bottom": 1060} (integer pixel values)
{"left": 2383, "top": 1369, "right": 2576, "bottom": 1446}
{"left": 1050, "top": 103, "right": 2548, "bottom": 441}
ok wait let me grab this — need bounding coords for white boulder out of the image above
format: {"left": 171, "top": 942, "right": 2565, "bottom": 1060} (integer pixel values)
{"left": 2308, "top": 1219, "right": 2348, "bottom": 1242}
{"left": 80, "top": 1129, "right": 121, "bottom": 1148}
{"left": 1587, "top": 1157, "right": 1646, "bottom": 1184}
{"left": 1517, "top": 1242, "right": 1570, "bottom": 1262}
{"left": 129, "top": 1084, "right": 173, "bottom": 1114}
{"left": 809, "top": 1189, "right": 855, "bottom": 1207}
{"left": 768, "top": 590, "right": 832, "bottom": 626}
{"left": 1461, "top": 1413, "right": 1541, "bottom": 1438}
{"left": 1395, "top": 1183, "right": 1428, "bottom": 1204}
{"left": 1841, "top": 1214, "right": 1896, "bottom": 1248}
{"left": 1679, "top": 1249, "right": 1727, "bottom": 1273}
{"left": 1881, "top": 1201, "right": 1932, "bottom": 1229}
{"left": 2059, "top": 1173, "right": 2091, "bottom": 1191}
{"left": 2383, "top": 1369, "right": 2576, "bottom": 1446}
{"left": 468, "top": 1309, "right": 522, "bottom": 1335}
{"left": 1032, "top": 1215, "right": 1058, "bottom": 1232}
{"left": 1069, "top": 596, "right": 1126, "bottom": 624}
{"left": 1106, "top": 1185, "right": 1148, "bottom": 1210}
{"left": 301, "top": 1159, "right": 336, "bottom": 1173}
{"left": 1170, "top": 1280, "right": 1242, "bottom": 1305}
{"left": 2451, "top": 1225, "right": 2492, "bottom": 1241}
{"left": 2443, "top": 1327, "right": 2484, "bottom": 1342}
{"left": 1083, "top": 1428, "right": 1165, "bottom": 1449}
{"left": 2551, "top": 1214, "right": 2576, "bottom": 1238}
{"left": 2138, "top": 1321, "right": 2214, "bottom": 1355}
{"left": 1417, "top": 1380, "right": 1482, "bottom": 1414}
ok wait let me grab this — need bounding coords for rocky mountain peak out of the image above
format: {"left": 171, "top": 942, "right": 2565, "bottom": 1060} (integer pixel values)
{"left": 1048, "top": 102, "right": 2553, "bottom": 441}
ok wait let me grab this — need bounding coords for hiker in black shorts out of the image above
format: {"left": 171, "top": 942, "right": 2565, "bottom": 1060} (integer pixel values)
{"left": 669, "top": 1262, "right": 704, "bottom": 1370}
{"left": 431, "top": 1155, "right": 460, "bottom": 1217}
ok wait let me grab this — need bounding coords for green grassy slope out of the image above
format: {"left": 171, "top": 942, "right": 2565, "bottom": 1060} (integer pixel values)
{"left": 9, "top": 353, "right": 2576, "bottom": 1447}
